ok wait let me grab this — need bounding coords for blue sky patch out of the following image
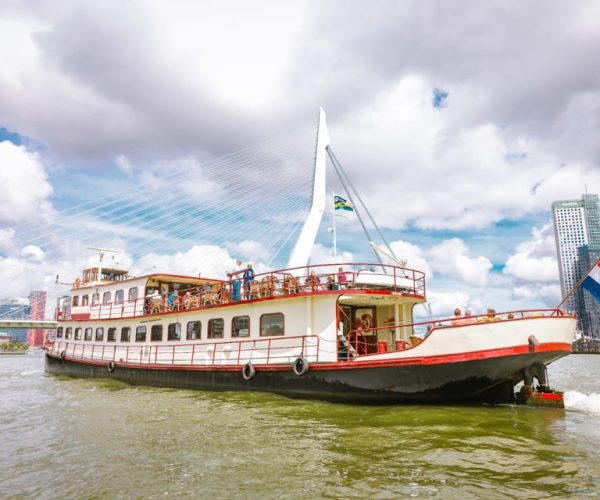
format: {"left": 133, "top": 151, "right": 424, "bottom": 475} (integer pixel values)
{"left": 0, "top": 127, "right": 23, "bottom": 145}
{"left": 432, "top": 88, "right": 449, "bottom": 109}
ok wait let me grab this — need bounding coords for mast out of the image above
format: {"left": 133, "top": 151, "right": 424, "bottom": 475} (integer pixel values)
{"left": 286, "top": 108, "right": 329, "bottom": 270}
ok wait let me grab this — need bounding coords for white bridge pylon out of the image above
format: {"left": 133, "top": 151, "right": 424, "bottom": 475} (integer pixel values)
{"left": 286, "top": 108, "right": 329, "bottom": 270}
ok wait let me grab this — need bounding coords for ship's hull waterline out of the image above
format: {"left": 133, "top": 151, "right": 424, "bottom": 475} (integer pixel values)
{"left": 45, "top": 345, "right": 570, "bottom": 404}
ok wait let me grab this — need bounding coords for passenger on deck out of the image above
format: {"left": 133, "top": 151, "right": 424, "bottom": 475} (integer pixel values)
{"left": 305, "top": 271, "right": 321, "bottom": 291}
{"left": 243, "top": 263, "right": 255, "bottom": 300}
{"left": 451, "top": 308, "right": 462, "bottom": 325}
{"left": 478, "top": 308, "right": 500, "bottom": 322}
{"left": 326, "top": 275, "right": 336, "bottom": 290}
{"left": 463, "top": 309, "right": 476, "bottom": 324}
{"left": 228, "top": 259, "right": 244, "bottom": 302}
{"left": 337, "top": 267, "right": 348, "bottom": 288}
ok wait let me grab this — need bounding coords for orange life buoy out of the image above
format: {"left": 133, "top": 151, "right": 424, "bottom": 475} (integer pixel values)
{"left": 73, "top": 278, "right": 81, "bottom": 288}
{"left": 361, "top": 313, "right": 373, "bottom": 330}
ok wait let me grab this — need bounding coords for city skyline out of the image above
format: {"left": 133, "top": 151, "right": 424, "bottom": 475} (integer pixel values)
{"left": 1, "top": 1, "right": 600, "bottom": 318}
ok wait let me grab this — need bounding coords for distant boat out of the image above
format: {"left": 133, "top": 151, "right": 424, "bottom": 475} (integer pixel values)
{"left": 45, "top": 111, "right": 575, "bottom": 404}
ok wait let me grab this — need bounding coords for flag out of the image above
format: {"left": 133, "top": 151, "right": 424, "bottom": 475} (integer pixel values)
{"left": 581, "top": 261, "right": 600, "bottom": 304}
{"left": 334, "top": 195, "right": 353, "bottom": 211}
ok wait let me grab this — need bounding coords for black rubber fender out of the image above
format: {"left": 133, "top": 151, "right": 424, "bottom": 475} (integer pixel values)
{"left": 107, "top": 360, "right": 116, "bottom": 373}
{"left": 293, "top": 357, "right": 309, "bottom": 376}
{"left": 242, "top": 362, "right": 255, "bottom": 381}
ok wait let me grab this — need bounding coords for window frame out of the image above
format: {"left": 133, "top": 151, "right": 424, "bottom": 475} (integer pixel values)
{"left": 231, "top": 315, "right": 250, "bottom": 338}
{"left": 92, "top": 293, "right": 100, "bottom": 306}
{"left": 128, "top": 287, "right": 138, "bottom": 302}
{"left": 168, "top": 322, "right": 181, "bottom": 341}
{"left": 186, "top": 321, "right": 201, "bottom": 340}
{"left": 207, "top": 318, "right": 224, "bottom": 339}
{"left": 95, "top": 327, "right": 104, "bottom": 342}
{"left": 65, "top": 327, "right": 72, "bottom": 339}
{"left": 102, "top": 291, "right": 111, "bottom": 305}
{"left": 135, "top": 326, "right": 147, "bottom": 342}
{"left": 84, "top": 327, "right": 93, "bottom": 341}
{"left": 81, "top": 294, "right": 89, "bottom": 306}
{"left": 259, "top": 313, "right": 285, "bottom": 337}
{"left": 151, "top": 324, "right": 163, "bottom": 342}
{"left": 107, "top": 327, "right": 117, "bottom": 342}
{"left": 115, "top": 289, "right": 124, "bottom": 304}
{"left": 57, "top": 327, "right": 63, "bottom": 338}
{"left": 74, "top": 327, "right": 82, "bottom": 340}
{"left": 120, "top": 327, "right": 131, "bottom": 342}
{"left": 72, "top": 296, "right": 79, "bottom": 307}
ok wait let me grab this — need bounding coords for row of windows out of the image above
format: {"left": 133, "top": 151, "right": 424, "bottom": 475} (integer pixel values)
{"left": 56, "top": 313, "right": 284, "bottom": 342}
{"left": 72, "top": 287, "right": 139, "bottom": 307}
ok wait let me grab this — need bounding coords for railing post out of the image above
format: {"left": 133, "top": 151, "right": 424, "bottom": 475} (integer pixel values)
{"left": 267, "top": 339, "right": 271, "bottom": 364}
{"left": 172, "top": 345, "right": 175, "bottom": 365}
{"left": 212, "top": 343, "right": 217, "bottom": 365}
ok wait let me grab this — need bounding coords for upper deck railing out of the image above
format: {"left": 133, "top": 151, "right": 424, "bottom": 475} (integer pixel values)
{"left": 55, "top": 262, "right": 426, "bottom": 321}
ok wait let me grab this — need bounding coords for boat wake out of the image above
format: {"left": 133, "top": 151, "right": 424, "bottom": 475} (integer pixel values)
{"left": 564, "top": 390, "right": 600, "bottom": 415}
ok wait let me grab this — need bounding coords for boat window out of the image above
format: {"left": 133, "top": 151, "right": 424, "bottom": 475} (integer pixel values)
{"left": 92, "top": 293, "right": 99, "bottom": 306}
{"left": 81, "top": 295, "right": 89, "bottom": 306}
{"left": 121, "top": 327, "right": 131, "bottom": 342}
{"left": 103, "top": 291, "right": 111, "bottom": 305}
{"left": 260, "top": 313, "right": 284, "bottom": 336}
{"left": 186, "top": 321, "right": 201, "bottom": 340}
{"left": 107, "top": 328, "right": 117, "bottom": 342}
{"left": 84, "top": 328, "right": 92, "bottom": 341}
{"left": 72, "top": 296, "right": 79, "bottom": 307}
{"left": 115, "top": 290, "right": 124, "bottom": 304}
{"left": 135, "top": 326, "right": 146, "bottom": 342}
{"left": 56, "top": 327, "right": 63, "bottom": 338}
{"left": 65, "top": 327, "right": 72, "bottom": 339}
{"left": 128, "top": 287, "right": 138, "bottom": 302}
{"left": 232, "top": 316, "right": 250, "bottom": 337}
{"left": 75, "top": 327, "right": 82, "bottom": 340}
{"left": 208, "top": 318, "right": 224, "bottom": 339}
{"left": 95, "top": 327, "right": 104, "bottom": 341}
{"left": 168, "top": 323, "right": 181, "bottom": 341}
{"left": 151, "top": 324, "right": 163, "bottom": 342}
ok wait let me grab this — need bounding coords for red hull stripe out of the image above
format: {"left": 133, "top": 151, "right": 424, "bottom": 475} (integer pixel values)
{"left": 48, "top": 342, "right": 571, "bottom": 372}
{"left": 70, "top": 313, "right": 91, "bottom": 320}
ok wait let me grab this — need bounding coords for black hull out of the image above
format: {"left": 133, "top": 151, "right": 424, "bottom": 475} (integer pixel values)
{"left": 45, "top": 350, "right": 567, "bottom": 405}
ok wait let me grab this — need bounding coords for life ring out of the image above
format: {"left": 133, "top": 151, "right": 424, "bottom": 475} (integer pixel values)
{"left": 73, "top": 278, "right": 81, "bottom": 288}
{"left": 107, "top": 360, "right": 116, "bottom": 373}
{"left": 60, "top": 350, "right": 66, "bottom": 360}
{"left": 242, "top": 362, "right": 255, "bottom": 381}
{"left": 293, "top": 357, "right": 309, "bottom": 376}
{"left": 361, "top": 314, "right": 373, "bottom": 330}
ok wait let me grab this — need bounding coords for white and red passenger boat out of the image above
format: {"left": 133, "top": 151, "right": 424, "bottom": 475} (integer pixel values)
{"left": 45, "top": 111, "right": 576, "bottom": 404}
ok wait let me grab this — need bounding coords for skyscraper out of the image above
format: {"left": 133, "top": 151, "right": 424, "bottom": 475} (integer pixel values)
{"left": 552, "top": 193, "right": 600, "bottom": 336}
{"left": 28, "top": 290, "right": 48, "bottom": 347}
{"left": 0, "top": 299, "right": 31, "bottom": 343}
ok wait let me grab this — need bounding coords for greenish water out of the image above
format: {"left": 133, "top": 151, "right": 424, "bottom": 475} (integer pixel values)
{"left": 2, "top": 353, "right": 600, "bottom": 498}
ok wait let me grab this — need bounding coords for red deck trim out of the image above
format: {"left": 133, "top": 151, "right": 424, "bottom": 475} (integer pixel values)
{"left": 48, "top": 342, "right": 572, "bottom": 372}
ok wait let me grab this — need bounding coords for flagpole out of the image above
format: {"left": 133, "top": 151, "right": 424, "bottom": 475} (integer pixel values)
{"left": 555, "top": 254, "right": 600, "bottom": 311}
{"left": 332, "top": 191, "right": 337, "bottom": 257}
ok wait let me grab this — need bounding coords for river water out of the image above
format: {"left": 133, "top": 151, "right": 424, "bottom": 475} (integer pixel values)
{"left": 2, "top": 353, "right": 600, "bottom": 499}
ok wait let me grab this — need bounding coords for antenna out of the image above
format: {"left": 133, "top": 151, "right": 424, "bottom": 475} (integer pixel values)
{"left": 86, "top": 247, "right": 119, "bottom": 283}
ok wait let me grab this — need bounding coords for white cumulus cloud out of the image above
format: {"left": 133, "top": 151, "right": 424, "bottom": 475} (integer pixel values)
{"left": 428, "top": 238, "right": 492, "bottom": 286}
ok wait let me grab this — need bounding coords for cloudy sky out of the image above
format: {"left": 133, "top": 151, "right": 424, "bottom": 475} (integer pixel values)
{"left": 1, "top": 0, "right": 599, "bottom": 318}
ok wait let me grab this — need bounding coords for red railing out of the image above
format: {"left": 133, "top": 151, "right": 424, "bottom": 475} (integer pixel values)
{"left": 55, "top": 262, "right": 426, "bottom": 321}
{"left": 341, "top": 307, "right": 575, "bottom": 357}
{"left": 49, "top": 334, "right": 322, "bottom": 367}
